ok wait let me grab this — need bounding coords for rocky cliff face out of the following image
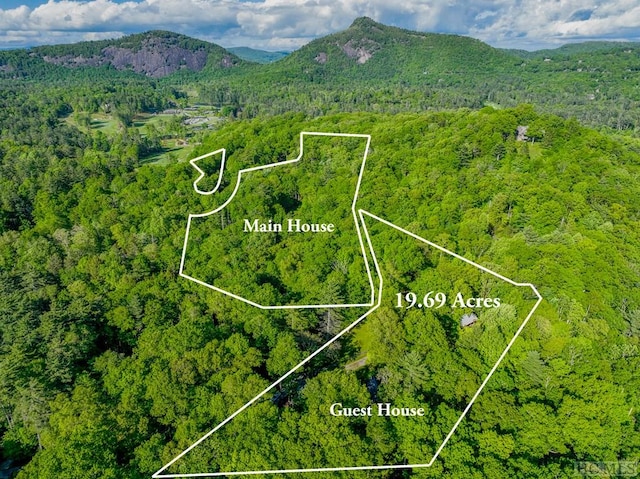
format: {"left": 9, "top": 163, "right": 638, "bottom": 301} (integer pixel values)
{"left": 41, "top": 33, "right": 238, "bottom": 78}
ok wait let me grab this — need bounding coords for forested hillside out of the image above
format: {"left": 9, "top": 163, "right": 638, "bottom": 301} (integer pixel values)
{"left": 0, "top": 30, "right": 246, "bottom": 81}
{"left": 1, "top": 91, "right": 639, "bottom": 477}
{"left": 1, "top": 16, "right": 640, "bottom": 479}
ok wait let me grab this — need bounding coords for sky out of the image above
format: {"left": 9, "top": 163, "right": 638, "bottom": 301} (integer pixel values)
{"left": 1, "top": 0, "right": 639, "bottom": 52}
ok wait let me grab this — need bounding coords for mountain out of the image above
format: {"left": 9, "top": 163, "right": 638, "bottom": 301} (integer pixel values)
{"left": 228, "top": 47, "right": 289, "bottom": 64}
{"left": 0, "top": 31, "right": 247, "bottom": 79}
{"left": 256, "top": 17, "right": 521, "bottom": 84}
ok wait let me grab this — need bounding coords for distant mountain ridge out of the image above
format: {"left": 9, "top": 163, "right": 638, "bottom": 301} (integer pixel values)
{"left": 505, "top": 40, "right": 640, "bottom": 59}
{"left": 227, "top": 47, "right": 289, "bottom": 64}
{"left": 2, "top": 17, "right": 640, "bottom": 86}
{"left": 30, "top": 30, "right": 245, "bottom": 78}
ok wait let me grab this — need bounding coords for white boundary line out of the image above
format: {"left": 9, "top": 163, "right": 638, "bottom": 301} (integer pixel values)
{"left": 179, "top": 132, "right": 376, "bottom": 310}
{"left": 157, "top": 132, "right": 543, "bottom": 478}
{"left": 156, "top": 210, "right": 542, "bottom": 478}
{"left": 190, "top": 149, "right": 227, "bottom": 196}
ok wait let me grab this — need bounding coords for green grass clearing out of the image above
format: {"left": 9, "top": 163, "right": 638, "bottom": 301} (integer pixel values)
{"left": 140, "top": 141, "right": 194, "bottom": 166}
{"left": 91, "top": 113, "right": 120, "bottom": 134}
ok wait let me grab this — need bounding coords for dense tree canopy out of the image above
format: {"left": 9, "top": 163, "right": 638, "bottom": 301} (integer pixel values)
{"left": 0, "top": 91, "right": 638, "bottom": 478}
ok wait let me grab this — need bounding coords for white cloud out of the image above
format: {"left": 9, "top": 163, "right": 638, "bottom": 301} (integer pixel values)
{"left": 0, "top": 0, "right": 639, "bottom": 51}
{"left": 475, "top": 10, "right": 498, "bottom": 22}
{"left": 0, "top": 5, "right": 30, "bottom": 30}
{"left": 468, "top": 0, "right": 640, "bottom": 48}
{"left": 24, "top": 0, "right": 237, "bottom": 31}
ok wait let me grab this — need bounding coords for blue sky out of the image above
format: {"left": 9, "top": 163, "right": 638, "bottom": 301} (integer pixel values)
{"left": 1, "top": 0, "right": 639, "bottom": 51}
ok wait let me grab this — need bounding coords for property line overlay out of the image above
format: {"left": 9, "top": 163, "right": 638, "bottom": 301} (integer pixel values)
{"left": 179, "top": 132, "right": 376, "bottom": 310}
{"left": 157, "top": 133, "right": 543, "bottom": 478}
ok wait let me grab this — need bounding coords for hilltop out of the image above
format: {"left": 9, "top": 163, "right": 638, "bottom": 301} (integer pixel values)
{"left": 257, "top": 17, "right": 520, "bottom": 83}
{"left": 0, "top": 30, "right": 246, "bottom": 79}
{"left": 34, "top": 30, "right": 246, "bottom": 78}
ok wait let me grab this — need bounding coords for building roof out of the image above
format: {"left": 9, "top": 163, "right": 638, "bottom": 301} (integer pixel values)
{"left": 460, "top": 313, "right": 478, "bottom": 327}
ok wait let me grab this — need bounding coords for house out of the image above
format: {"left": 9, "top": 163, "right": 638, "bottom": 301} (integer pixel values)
{"left": 460, "top": 313, "right": 478, "bottom": 327}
